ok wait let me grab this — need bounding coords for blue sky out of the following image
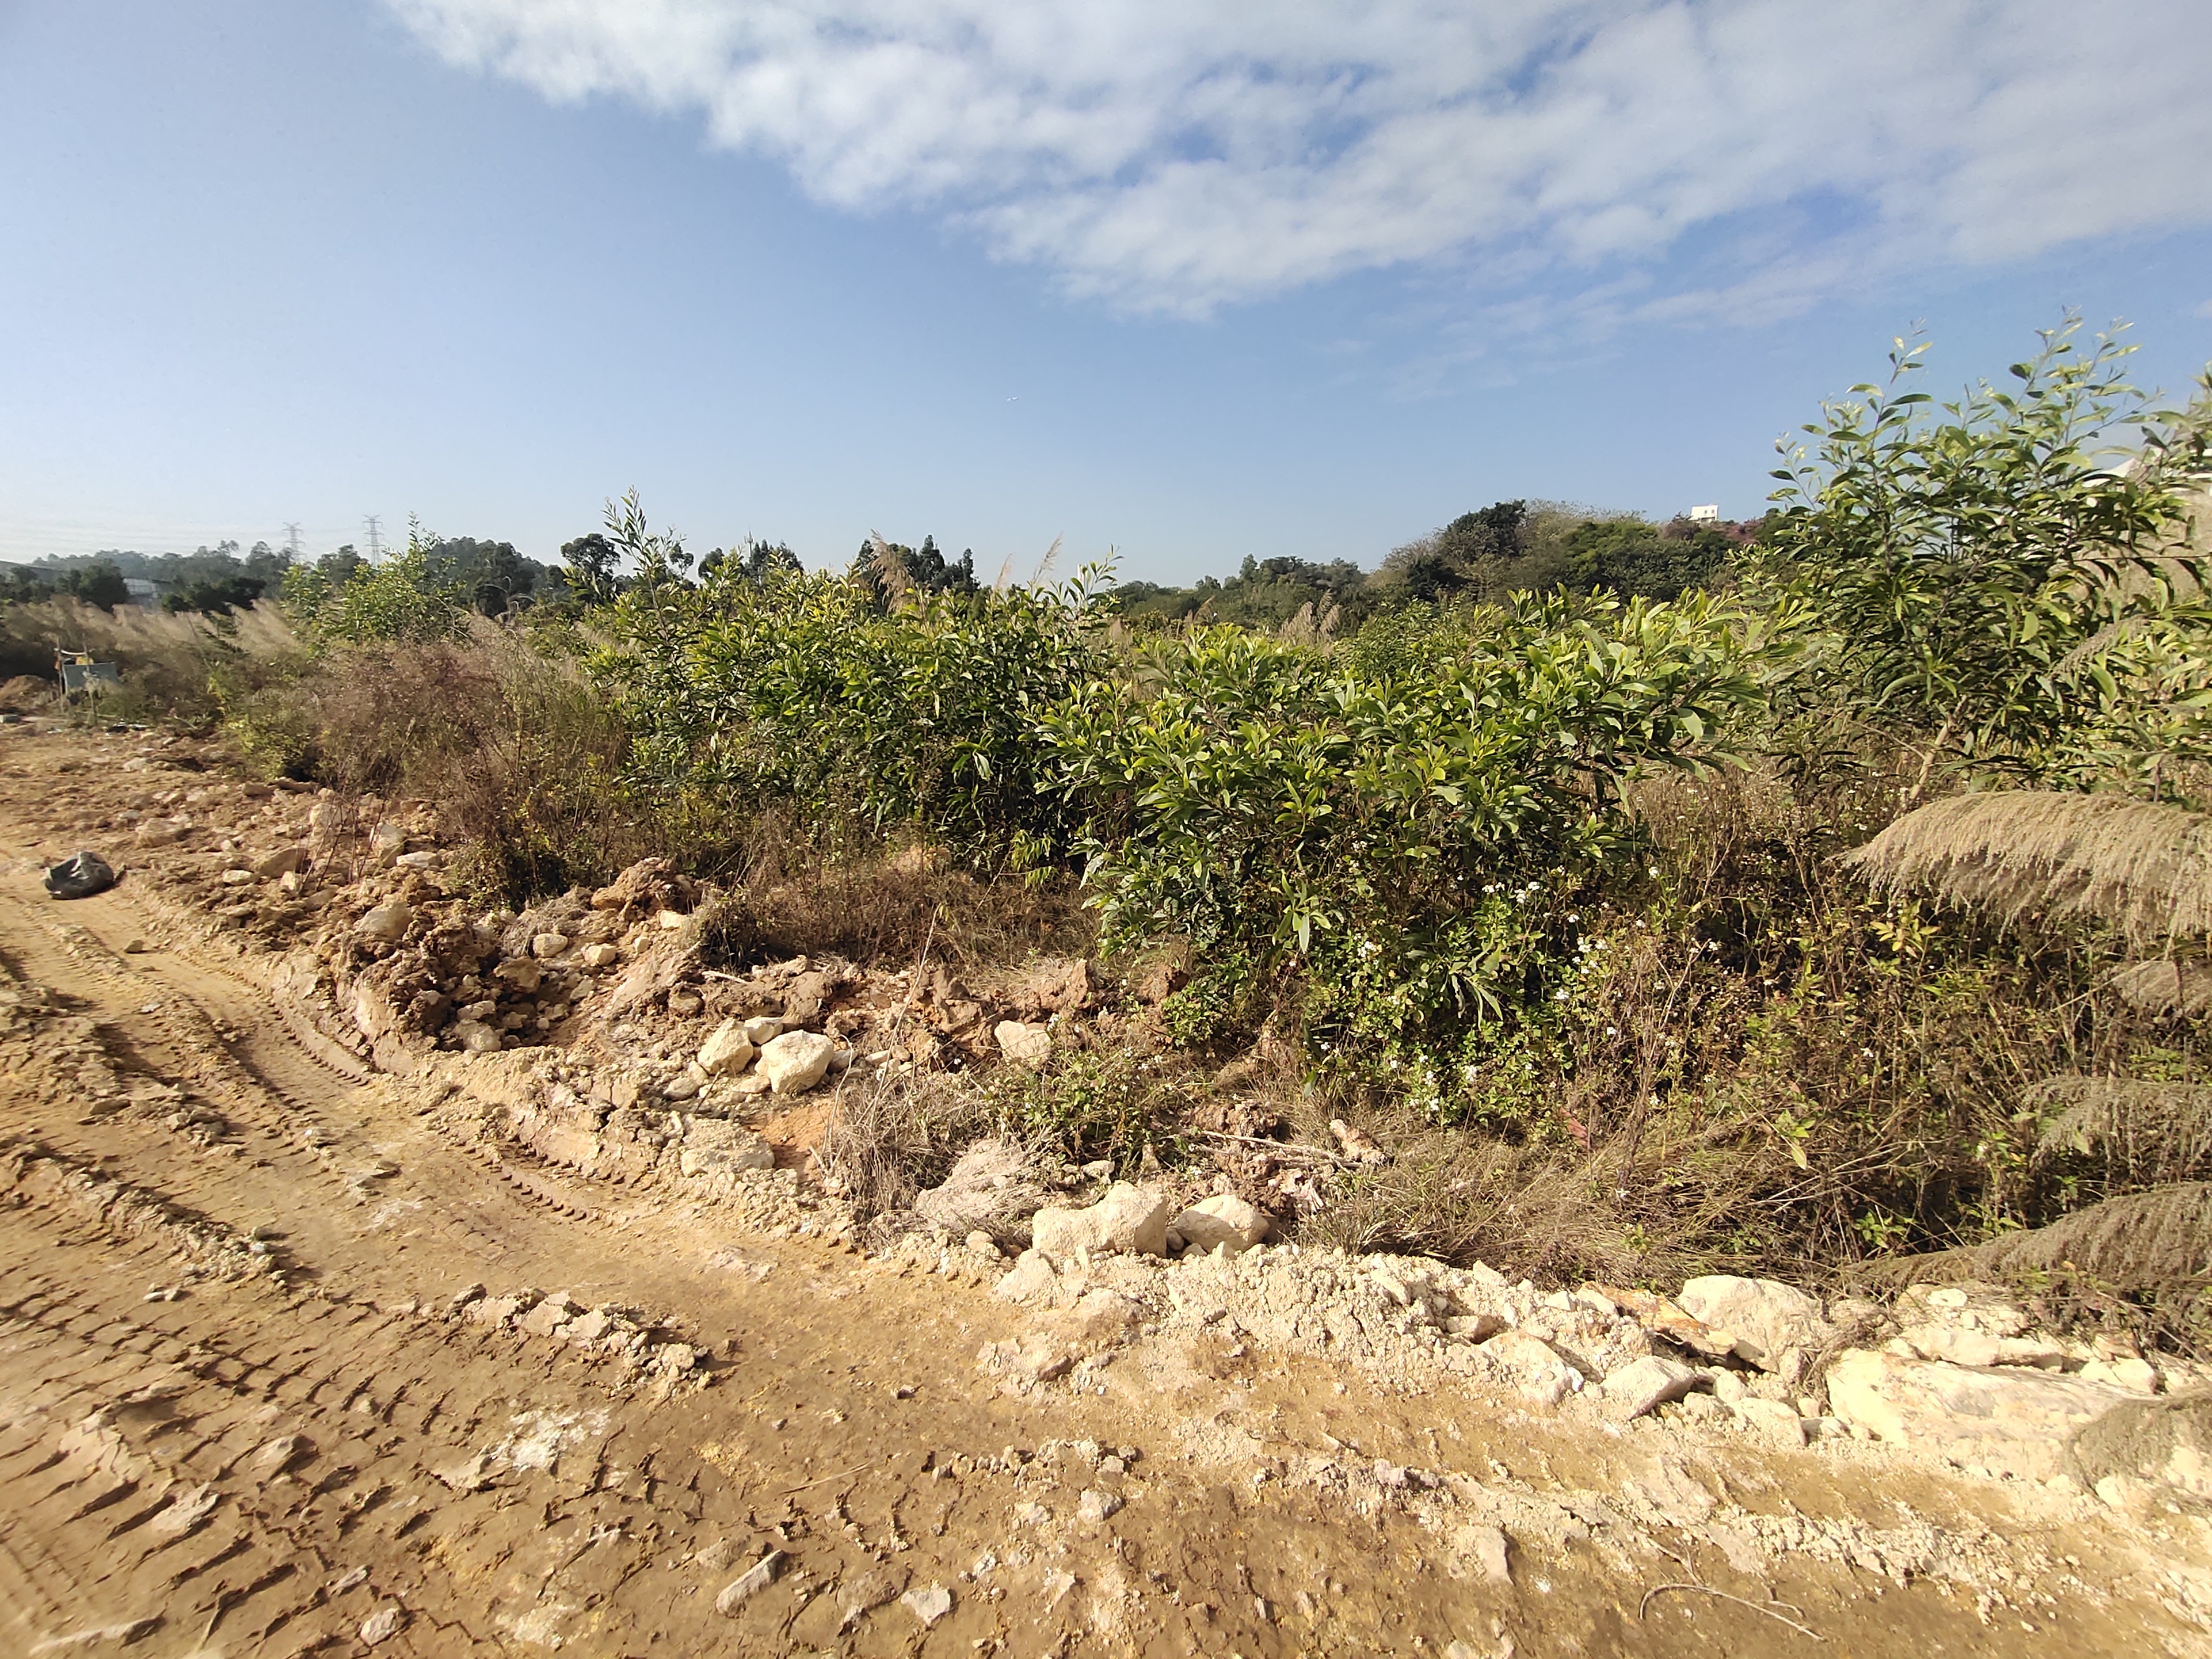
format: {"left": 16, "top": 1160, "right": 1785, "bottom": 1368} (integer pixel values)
{"left": 3, "top": 0, "right": 2210, "bottom": 586}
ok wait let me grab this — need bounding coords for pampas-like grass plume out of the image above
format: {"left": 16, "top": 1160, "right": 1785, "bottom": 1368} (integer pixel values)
{"left": 1844, "top": 790, "right": 2212, "bottom": 944}
{"left": 1860, "top": 1184, "right": 2212, "bottom": 1297}
{"left": 2029, "top": 1074, "right": 2212, "bottom": 1187}
{"left": 867, "top": 531, "right": 914, "bottom": 605}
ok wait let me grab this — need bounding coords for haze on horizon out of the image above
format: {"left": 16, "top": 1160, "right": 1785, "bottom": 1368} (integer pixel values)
{"left": 4, "top": 0, "right": 2211, "bottom": 586}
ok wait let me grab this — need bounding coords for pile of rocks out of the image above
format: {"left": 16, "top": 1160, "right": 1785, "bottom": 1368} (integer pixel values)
{"left": 960, "top": 1177, "right": 2209, "bottom": 1509}
{"left": 444, "top": 1282, "right": 709, "bottom": 1400}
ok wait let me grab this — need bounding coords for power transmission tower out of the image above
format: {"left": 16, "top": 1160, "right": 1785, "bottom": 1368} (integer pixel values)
{"left": 363, "top": 515, "right": 384, "bottom": 560}
{"left": 283, "top": 523, "right": 304, "bottom": 560}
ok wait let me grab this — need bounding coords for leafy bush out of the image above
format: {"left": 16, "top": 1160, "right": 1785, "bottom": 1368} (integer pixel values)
{"left": 1755, "top": 319, "right": 2212, "bottom": 787}
{"left": 281, "top": 520, "right": 468, "bottom": 646}
{"left": 593, "top": 560, "right": 1111, "bottom": 872}
{"left": 1041, "top": 590, "right": 1763, "bottom": 1070}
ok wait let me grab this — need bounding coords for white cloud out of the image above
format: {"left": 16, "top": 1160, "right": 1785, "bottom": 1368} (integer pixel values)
{"left": 388, "top": 0, "right": 2212, "bottom": 317}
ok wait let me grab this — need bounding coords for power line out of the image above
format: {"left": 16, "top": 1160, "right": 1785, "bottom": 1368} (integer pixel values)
{"left": 363, "top": 514, "right": 384, "bottom": 560}
{"left": 283, "top": 523, "right": 304, "bottom": 560}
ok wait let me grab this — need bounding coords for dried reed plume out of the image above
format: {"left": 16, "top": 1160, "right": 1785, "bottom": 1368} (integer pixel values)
{"left": 867, "top": 531, "right": 914, "bottom": 604}
{"left": 1859, "top": 1184, "right": 2212, "bottom": 1298}
{"left": 1844, "top": 790, "right": 2212, "bottom": 944}
{"left": 1030, "top": 536, "right": 1063, "bottom": 588}
{"left": 2030, "top": 1074, "right": 2212, "bottom": 1187}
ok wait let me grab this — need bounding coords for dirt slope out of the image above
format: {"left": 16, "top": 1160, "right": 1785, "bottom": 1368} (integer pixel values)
{"left": 1, "top": 722, "right": 2208, "bottom": 1658}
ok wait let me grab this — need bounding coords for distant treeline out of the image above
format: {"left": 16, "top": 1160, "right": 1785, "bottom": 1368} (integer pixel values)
{"left": 3, "top": 501, "right": 1763, "bottom": 628}
{"left": 1111, "top": 501, "right": 1765, "bottom": 632}
{"left": 1, "top": 536, "right": 577, "bottom": 617}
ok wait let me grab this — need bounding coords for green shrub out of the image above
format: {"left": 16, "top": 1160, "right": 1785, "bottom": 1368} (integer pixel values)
{"left": 281, "top": 520, "right": 468, "bottom": 646}
{"left": 592, "top": 561, "right": 1111, "bottom": 872}
{"left": 1041, "top": 590, "right": 1763, "bottom": 1067}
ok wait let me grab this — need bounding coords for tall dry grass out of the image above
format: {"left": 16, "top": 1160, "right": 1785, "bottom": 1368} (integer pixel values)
{"left": 0, "top": 596, "right": 300, "bottom": 720}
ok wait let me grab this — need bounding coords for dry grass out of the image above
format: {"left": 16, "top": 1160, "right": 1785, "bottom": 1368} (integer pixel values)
{"left": 817, "top": 1066, "right": 994, "bottom": 1224}
{"left": 1293, "top": 1119, "right": 1701, "bottom": 1284}
{"left": 232, "top": 628, "right": 659, "bottom": 901}
{"left": 1845, "top": 789, "right": 2212, "bottom": 944}
{"left": 712, "top": 846, "right": 1092, "bottom": 969}
{"left": 0, "top": 597, "right": 300, "bottom": 718}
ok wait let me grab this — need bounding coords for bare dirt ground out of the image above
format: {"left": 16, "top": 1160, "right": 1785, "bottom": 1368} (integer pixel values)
{"left": 1, "top": 722, "right": 2209, "bottom": 1658}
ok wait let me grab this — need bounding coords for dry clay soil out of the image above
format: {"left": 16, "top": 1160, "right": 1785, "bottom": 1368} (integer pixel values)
{"left": 1, "top": 724, "right": 2209, "bottom": 1659}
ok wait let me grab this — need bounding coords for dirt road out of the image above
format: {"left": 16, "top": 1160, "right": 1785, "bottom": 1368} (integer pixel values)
{"left": 1, "top": 722, "right": 2207, "bottom": 1657}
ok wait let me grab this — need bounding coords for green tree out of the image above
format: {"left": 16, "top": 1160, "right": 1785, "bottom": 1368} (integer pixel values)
{"left": 558, "top": 532, "right": 621, "bottom": 605}
{"left": 1041, "top": 590, "right": 1762, "bottom": 1061}
{"left": 58, "top": 560, "right": 129, "bottom": 612}
{"left": 163, "top": 575, "right": 265, "bottom": 615}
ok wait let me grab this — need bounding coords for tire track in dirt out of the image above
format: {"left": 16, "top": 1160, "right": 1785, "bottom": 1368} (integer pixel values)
{"left": 0, "top": 881, "right": 626, "bottom": 1302}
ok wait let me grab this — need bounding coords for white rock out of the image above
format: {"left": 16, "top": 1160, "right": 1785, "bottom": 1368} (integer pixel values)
{"left": 1031, "top": 1182, "right": 1172, "bottom": 1261}
{"left": 354, "top": 899, "right": 413, "bottom": 943}
{"left": 1599, "top": 1355, "right": 1701, "bottom": 1422}
{"left": 716, "top": 1551, "right": 784, "bottom": 1615}
{"left": 741, "top": 1015, "right": 784, "bottom": 1045}
{"left": 697, "top": 1019, "right": 757, "bottom": 1076}
{"left": 1826, "top": 1348, "right": 2137, "bottom": 1479}
{"left": 661, "top": 1073, "right": 702, "bottom": 1101}
{"left": 1896, "top": 1322, "right": 2001, "bottom": 1367}
{"left": 680, "top": 1120, "right": 775, "bottom": 1176}
{"left": 361, "top": 1605, "right": 405, "bottom": 1645}
{"left": 901, "top": 1583, "right": 954, "bottom": 1628}
{"left": 222, "top": 867, "right": 256, "bottom": 886}
{"left": 253, "top": 844, "right": 310, "bottom": 880}
{"left": 580, "top": 943, "right": 620, "bottom": 968}
{"left": 1729, "top": 1397, "right": 1808, "bottom": 1447}
{"left": 758, "top": 1030, "right": 836, "bottom": 1094}
{"left": 1076, "top": 1488, "right": 1123, "bottom": 1523}
{"left": 1479, "top": 1329, "right": 1583, "bottom": 1407}
{"left": 1171, "top": 1193, "right": 1268, "bottom": 1254}
{"left": 993, "top": 1250, "right": 1061, "bottom": 1305}
{"left": 530, "top": 932, "right": 571, "bottom": 958}
{"left": 366, "top": 823, "right": 406, "bottom": 864}
{"left": 1466, "top": 1523, "right": 1511, "bottom": 1584}
{"left": 994, "top": 1019, "right": 1054, "bottom": 1067}
{"left": 451, "top": 1020, "right": 501, "bottom": 1054}
{"left": 2082, "top": 1355, "right": 2160, "bottom": 1395}
{"left": 493, "top": 956, "right": 544, "bottom": 992}
{"left": 1677, "top": 1275, "right": 1834, "bottom": 1376}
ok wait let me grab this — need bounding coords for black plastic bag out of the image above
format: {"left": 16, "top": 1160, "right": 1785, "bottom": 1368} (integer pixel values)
{"left": 44, "top": 851, "right": 117, "bottom": 900}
